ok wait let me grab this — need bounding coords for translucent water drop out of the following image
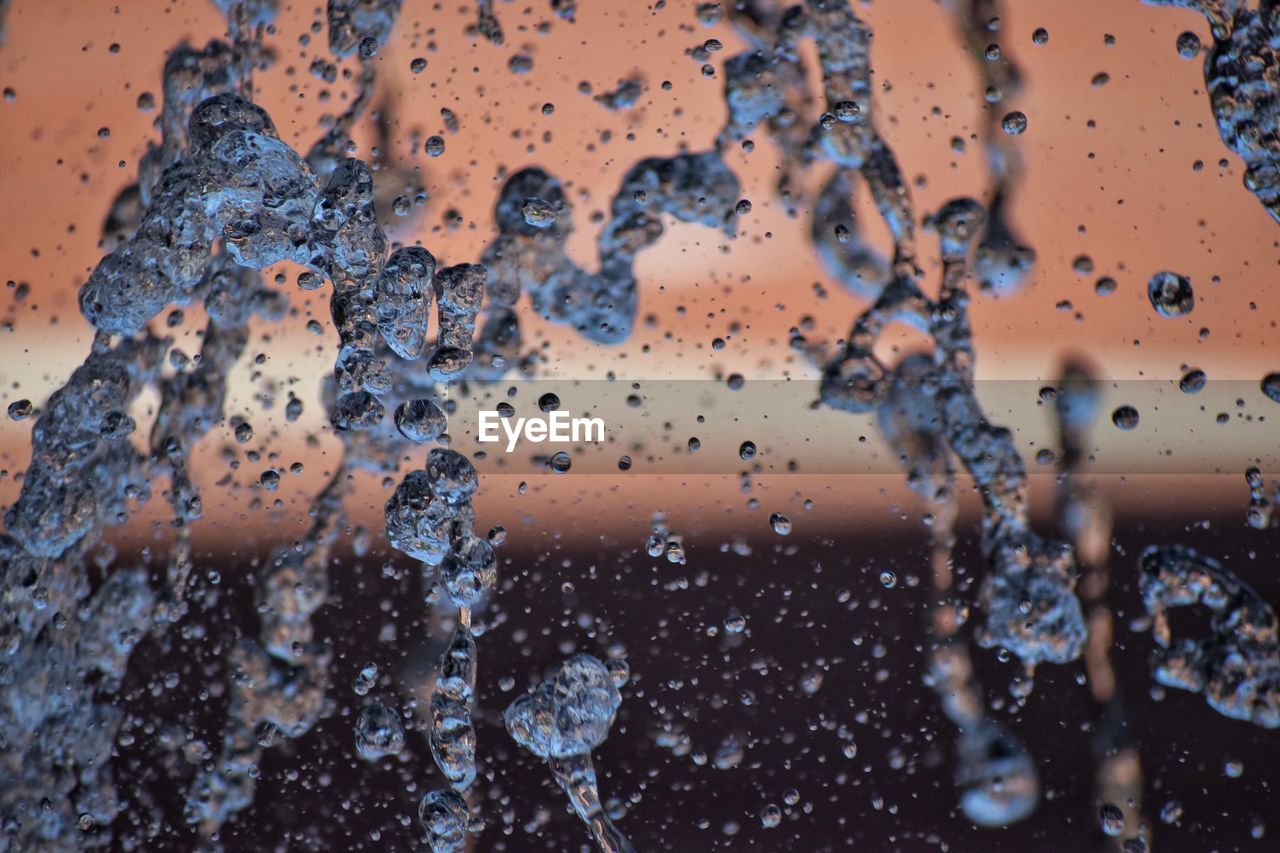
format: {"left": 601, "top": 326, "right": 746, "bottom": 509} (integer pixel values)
{"left": 395, "top": 398, "right": 447, "bottom": 443}
{"left": 1179, "top": 369, "right": 1206, "bottom": 394}
{"left": 1147, "top": 271, "right": 1194, "bottom": 317}
{"left": 1099, "top": 802, "right": 1125, "bottom": 836}
{"left": 1261, "top": 372, "right": 1280, "bottom": 404}
{"left": 521, "top": 197, "right": 557, "bottom": 228}
{"left": 504, "top": 654, "right": 622, "bottom": 759}
{"left": 354, "top": 663, "right": 377, "bottom": 696}
{"left": 375, "top": 247, "right": 435, "bottom": 360}
{"left": 1001, "top": 111, "right": 1027, "bottom": 135}
{"left": 956, "top": 721, "right": 1039, "bottom": 827}
{"left": 440, "top": 536, "right": 497, "bottom": 607}
{"left": 769, "top": 513, "right": 791, "bottom": 535}
{"left": 430, "top": 624, "right": 478, "bottom": 788}
{"left": 419, "top": 789, "right": 469, "bottom": 853}
{"left": 1112, "top": 406, "right": 1139, "bottom": 430}
{"left": 1176, "top": 31, "right": 1200, "bottom": 59}
{"left": 760, "top": 804, "right": 782, "bottom": 828}
{"left": 355, "top": 703, "right": 405, "bottom": 761}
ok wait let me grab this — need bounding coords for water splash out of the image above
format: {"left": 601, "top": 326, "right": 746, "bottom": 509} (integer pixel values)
{"left": 822, "top": 196, "right": 1087, "bottom": 671}
{"left": 1053, "top": 358, "right": 1150, "bottom": 850}
{"left": 944, "top": 0, "right": 1037, "bottom": 294}
{"left": 1143, "top": 0, "right": 1280, "bottom": 223}
{"left": 879, "top": 353, "right": 1040, "bottom": 826}
{"left": 1139, "top": 545, "right": 1280, "bottom": 728}
{"left": 504, "top": 654, "right": 633, "bottom": 851}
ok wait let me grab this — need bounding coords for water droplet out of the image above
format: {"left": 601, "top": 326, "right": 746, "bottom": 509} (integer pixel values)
{"left": 355, "top": 703, "right": 406, "bottom": 761}
{"left": 1177, "top": 31, "right": 1201, "bottom": 59}
{"left": 1261, "top": 372, "right": 1280, "bottom": 404}
{"left": 1147, "top": 271, "right": 1194, "bottom": 317}
{"left": 1112, "top": 405, "right": 1139, "bottom": 430}
{"left": 395, "top": 399, "right": 447, "bottom": 443}
{"left": 1099, "top": 803, "right": 1125, "bottom": 836}
{"left": 1001, "top": 111, "right": 1028, "bottom": 135}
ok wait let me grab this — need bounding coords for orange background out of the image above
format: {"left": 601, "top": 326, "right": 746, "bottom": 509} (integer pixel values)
{"left": 0, "top": 0, "right": 1276, "bottom": 546}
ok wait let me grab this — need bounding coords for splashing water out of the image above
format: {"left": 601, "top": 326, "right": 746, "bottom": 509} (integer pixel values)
{"left": 504, "top": 654, "right": 634, "bottom": 852}
{"left": 1139, "top": 545, "right": 1280, "bottom": 729}
{"left": 1142, "top": 0, "right": 1280, "bottom": 222}
{"left": 1, "top": 0, "right": 1278, "bottom": 849}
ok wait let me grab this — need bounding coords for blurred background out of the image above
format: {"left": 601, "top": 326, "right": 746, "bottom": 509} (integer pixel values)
{"left": 1, "top": 0, "right": 1278, "bottom": 850}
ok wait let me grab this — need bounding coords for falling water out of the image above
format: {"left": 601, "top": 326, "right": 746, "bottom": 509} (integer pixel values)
{"left": 1, "top": 0, "right": 1278, "bottom": 849}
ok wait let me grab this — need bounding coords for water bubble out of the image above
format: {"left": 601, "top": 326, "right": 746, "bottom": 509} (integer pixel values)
{"left": 724, "top": 614, "right": 746, "bottom": 634}
{"left": 1160, "top": 800, "right": 1183, "bottom": 824}
{"left": 354, "top": 663, "right": 378, "bottom": 696}
{"left": 760, "top": 804, "right": 782, "bottom": 828}
{"left": 769, "top": 513, "right": 791, "bottom": 535}
{"left": 1099, "top": 803, "right": 1125, "bottom": 836}
{"left": 594, "top": 77, "right": 645, "bottom": 111}
{"left": 7, "top": 399, "right": 32, "bottom": 420}
{"left": 1147, "top": 271, "right": 1194, "bottom": 317}
{"left": 430, "top": 625, "right": 479, "bottom": 788}
{"left": 1111, "top": 406, "right": 1139, "bottom": 430}
{"left": 504, "top": 654, "right": 622, "bottom": 759}
{"left": 419, "top": 789, "right": 469, "bottom": 853}
{"left": 1032, "top": 27, "right": 1049, "bottom": 46}
{"left": 395, "top": 399, "right": 447, "bottom": 443}
{"left": 425, "top": 136, "right": 446, "bottom": 157}
{"left": 1176, "top": 31, "right": 1200, "bottom": 59}
{"left": 355, "top": 703, "right": 406, "bottom": 761}
{"left": 521, "top": 197, "right": 557, "bottom": 228}
{"left": 1261, "top": 372, "right": 1280, "bottom": 404}
{"left": 1179, "top": 369, "right": 1206, "bottom": 394}
{"left": 879, "top": 570, "right": 897, "bottom": 589}
{"left": 739, "top": 440, "right": 757, "bottom": 460}
{"left": 1001, "top": 111, "right": 1028, "bottom": 135}
{"left": 538, "top": 392, "right": 561, "bottom": 412}
{"left": 695, "top": 2, "right": 722, "bottom": 26}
